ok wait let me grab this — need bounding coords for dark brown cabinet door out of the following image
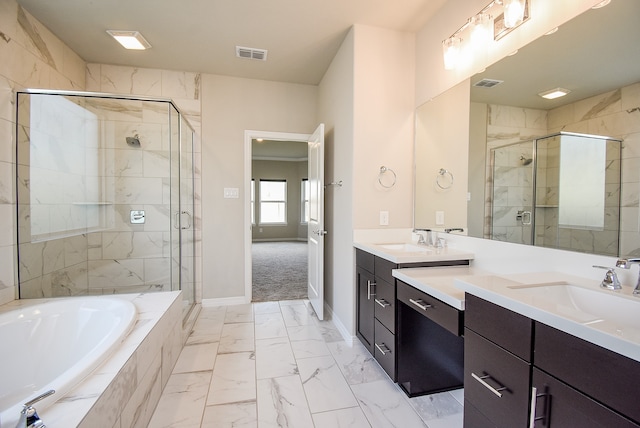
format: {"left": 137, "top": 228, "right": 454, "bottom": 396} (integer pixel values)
{"left": 532, "top": 368, "right": 640, "bottom": 428}
{"left": 356, "top": 266, "right": 375, "bottom": 352}
{"left": 464, "top": 329, "right": 531, "bottom": 428}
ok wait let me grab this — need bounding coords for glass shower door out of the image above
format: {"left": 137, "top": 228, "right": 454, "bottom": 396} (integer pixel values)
{"left": 179, "top": 115, "right": 196, "bottom": 313}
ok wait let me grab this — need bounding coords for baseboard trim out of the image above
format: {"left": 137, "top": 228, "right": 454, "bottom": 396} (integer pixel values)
{"left": 202, "top": 296, "right": 248, "bottom": 307}
{"left": 324, "top": 302, "right": 355, "bottom": 346}
{"left": 252, "top": 238, "right": 308, "bottom": 243}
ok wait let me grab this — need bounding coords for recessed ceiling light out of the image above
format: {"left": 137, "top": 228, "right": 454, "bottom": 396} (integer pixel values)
{"left": 538, "top": 87, "right": 571, "bottom": 99}
{"left": 106, "top": 30, "right": 151, "bottom": 50}
{"left": 545, "top": 27, "right": 559, "bottom": 35}
{"left": 592, "top": 0, "right": 611, "bottom": 9}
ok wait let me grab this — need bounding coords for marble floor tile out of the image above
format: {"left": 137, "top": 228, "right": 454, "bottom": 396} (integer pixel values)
{"left": 312, "top": 407, "right": 372, "bottom": 428}
{"left": 286, "top": 324, "right": 324, "bottom": 342}
{"left": 278, "top": 299, "right": 308, "bottom": 306}
{"left": 218, "top": 322, "right": 255, "bottom": 353}
{"left": 255, "top": 337, "right": 298, "bottom": 379}
{"left": 290, "top": 338, "right": 331, "bottom": 360}
{"left": 281, "top": 304, "right": 314, "bottom": 326}
{"left": 408, "top": 390, "right": 463, "bottom": 423}
{"left": 207, "top": 352, "right": 256, "bottom": 406}
{"left": 225, "top": 303, "right": 254, "bottom": 324}
{"left": 254, "top": 312, "right": 287, "bottom": 340}
{"left": 327, "top": 341, "right": 387, "bottom": 385}
{"left": 449, "top": 388, "right": 464, "bottom": 405}
{"left": 351, "top": 380, "right": 428, "bottom": 427}
{"left": 424, "top": 412, "right": 463, "bottom": 428}
{"left": 147, "top": 371, "right": 211, "bottom": 428}
{"left": 256, "top": 375, "right": 314, "bottom": 428}
{"left": 297, "top": 355, "right": 358, "bottom": 413}
{"left": 253, "top": 301, "right": 281, "bottom": 314}
{"left": 172, "top": 342, "right": 218, "bottom": 374}
{"left": 187, "top": 316, "right": 225, "bottom": 345}
{"left": 314, "top": 319, "right": 345, "bottom": 343}
{"left": 201, "top": 402, "right": 258, "bottom": 428}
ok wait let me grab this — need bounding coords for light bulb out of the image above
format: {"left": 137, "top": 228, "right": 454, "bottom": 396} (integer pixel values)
{"left": 442, "top": 37, "right": 462, "bottom": 70}
{"left": 503, "top": 0, "right": 526, "bottom": 28}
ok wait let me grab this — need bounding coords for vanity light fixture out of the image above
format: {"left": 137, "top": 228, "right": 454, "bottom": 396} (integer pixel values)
{"left": 106, "top": 30, "right": 151, "bottom": 50}
{"left": 442, "top": 0, "right": 530, "bottom": 70}
{"left": 538, "top": 87, "right": 571, "bottom": 100}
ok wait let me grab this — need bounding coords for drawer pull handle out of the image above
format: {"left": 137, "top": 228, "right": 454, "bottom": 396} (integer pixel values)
{"left": 375, "top": 342, "right": 390, "bottom": 355}
{"left": 471, "top": 372, "right": 507, "bottom": 398}
{"left": 409, "top": 298, "right": 432, "bottom": 311}
{"left": 529, "top": 386, "right": 551, "bottom": 428}
{"left": 367, "top": 280, "right": 376, "bottom": 300}
{"left": 375, "top": 298, "right": 390, "bottom": 308}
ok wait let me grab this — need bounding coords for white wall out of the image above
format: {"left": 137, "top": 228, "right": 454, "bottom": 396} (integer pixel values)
{"left": 200, "top": 75, "right": 318, "bottom": 300}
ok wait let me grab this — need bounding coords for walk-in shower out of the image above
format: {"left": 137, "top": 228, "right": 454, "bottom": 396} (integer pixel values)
{"left": 489, "top": 131, "right": 622, "bottom": 256}
{"left": 15, "top": 90, "right": 196, "bottom": 316}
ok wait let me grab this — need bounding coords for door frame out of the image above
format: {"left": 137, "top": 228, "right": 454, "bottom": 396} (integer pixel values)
{"left": 243, "top": 130, "right": 311, "bottom": 303}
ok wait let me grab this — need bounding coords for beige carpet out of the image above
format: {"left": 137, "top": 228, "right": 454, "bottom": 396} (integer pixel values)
{"left": 252, "top": 241, "right": 308, "bottom": 302}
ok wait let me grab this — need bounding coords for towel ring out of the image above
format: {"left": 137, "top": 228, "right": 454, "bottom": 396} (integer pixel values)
{"left": 436, "top": 168, "right": 454, "bottom": 189}
{"left": 378, "top": 166, "right": 397, "bottom": 188}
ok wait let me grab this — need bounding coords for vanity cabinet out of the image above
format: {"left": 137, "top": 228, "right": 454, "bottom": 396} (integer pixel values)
{"left": 355, "top": 248, "right": 468, "bottom": 381}
{"left": 464, "top": 293, "right": 533, "bottom": 428}
{"left": 464, "top": 293, "right": 640, "bottom": 427}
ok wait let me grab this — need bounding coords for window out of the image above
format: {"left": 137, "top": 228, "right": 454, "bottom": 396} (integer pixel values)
{"left": 301, "top": 179, "right": 309, "bottom": 224}
{"left": 259, "top": 179, "right": 287, "bottom": 224}
{"left": 251, "top": 179, "right": 255, "bottom": 225}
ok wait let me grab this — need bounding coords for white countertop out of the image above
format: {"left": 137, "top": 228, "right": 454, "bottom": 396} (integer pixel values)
{"left": 455, "top": 272, "right": 640, "bottom": 363}
{"left": 392, "top": 266, "right": 489, "bottom": 310}
{"left": 354, "top": 241, "right": 474, "bottom": 264}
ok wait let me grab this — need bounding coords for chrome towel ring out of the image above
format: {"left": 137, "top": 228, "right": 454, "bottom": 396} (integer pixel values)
{"left": 436, "top": 168, "right": 454, "bottom": 189}
{"left": 378, "top": 166, "right": 397, "bottom": 188}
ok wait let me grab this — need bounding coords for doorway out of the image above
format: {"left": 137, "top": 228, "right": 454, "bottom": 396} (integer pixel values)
{"left": 244, "top": 131, "right": 311, "bottom": 302}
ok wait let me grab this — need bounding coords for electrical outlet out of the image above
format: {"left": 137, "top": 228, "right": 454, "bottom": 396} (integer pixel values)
{"left": 224, "top": 187, "right": 239, "bottom": 198}
{"left": 380, "top": 211, "right": 389, "bottom": 226}
{"left": 435, "top": 211, "right": 445, "bottom": 225}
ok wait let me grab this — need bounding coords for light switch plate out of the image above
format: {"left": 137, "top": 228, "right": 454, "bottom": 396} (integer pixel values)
{"left": 224, "top": 188, "right": 239, "bottom": 198}
{"left": 380, "top": 210, "right": 389, "bottom": 226}
{"left": 435, "top": 211, "right": 445, "bottom": 225}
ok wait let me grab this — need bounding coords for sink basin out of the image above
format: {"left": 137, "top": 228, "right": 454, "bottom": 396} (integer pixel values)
{"left": 508, "top": 282, "right": 640, "bottom": 327}
{"left": 377, "top": 243, "right": 432, "bottom": 253}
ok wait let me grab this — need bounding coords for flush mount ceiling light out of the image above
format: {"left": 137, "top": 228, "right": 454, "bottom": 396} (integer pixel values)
{"left": 539, "top": 87, "right": 571, "bottom": 100}
{"left": 592, "top": 0, "right": 611, "bottom": 9}
{"left": 106, "top": 30, "right": 151, "bottom": 50}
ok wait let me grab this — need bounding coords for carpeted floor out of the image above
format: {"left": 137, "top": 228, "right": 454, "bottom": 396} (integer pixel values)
{"left": 252, "top": 241, "right": 308, "bottom": 302}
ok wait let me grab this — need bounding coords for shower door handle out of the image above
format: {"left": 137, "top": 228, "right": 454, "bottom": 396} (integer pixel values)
{"left": 181, "top": 211, "right": 192, "bottom": 229}
{"left": 174, "top": 211, "right": 193, "bottom": 229}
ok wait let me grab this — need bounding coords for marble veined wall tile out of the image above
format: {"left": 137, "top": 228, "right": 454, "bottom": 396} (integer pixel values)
{"left": 143, "top": 150, "right": 171, "bottom": 178}
{"left": 575, "top": 89, "right": 621, "bottom": 122}
{"left": 622, "top": 82, "right": 640, "bottom": 111}
{"left": 0, "top": 78, "right": 16, "bottom": 123}
{"left": 15, "top": 6, "right": 61, "bottom": 71}
{"left": 101, "top": 64, "right": 162, "bottom": 96}
{"left": 87, "top": 259, "right": 145, "bottom": 289}
{"left": 101, "top": 231, "right": 165, "bottom": 259}
{"left": 85, "top": 63, "right": 100, "bottom": 92}
{"left": 111, "top": 177, "right": 164, "bottom": 204}
{"left": 161, "top": 71, "right": 201, "bottom": 100}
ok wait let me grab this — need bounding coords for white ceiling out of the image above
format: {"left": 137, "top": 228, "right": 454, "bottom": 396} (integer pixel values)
{"left": 16, "top": 0, "right": 448, "bottom": 85}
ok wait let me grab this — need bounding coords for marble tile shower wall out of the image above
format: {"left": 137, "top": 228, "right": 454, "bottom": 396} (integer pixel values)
{"left": 484, "top": 81, "right": 640, "bottom": 255}
{"left": 85, "top": 63, "right": 203, "bottom": 300}
{"left": 0, "top": 0, "right": 87, "bottom": 305}
{"left": 548, "top": 82, "right": 640, "bottom": 256}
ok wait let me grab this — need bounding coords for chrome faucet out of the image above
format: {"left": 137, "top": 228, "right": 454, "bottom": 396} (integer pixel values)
{"left": 14, "top": 390, "right": 54, "bottom": 428}
{"left": 413, "top": 228, "right": 433, "bottom": 246}
{"left": 615, "top": 258, "right": 640, "bottom": 295}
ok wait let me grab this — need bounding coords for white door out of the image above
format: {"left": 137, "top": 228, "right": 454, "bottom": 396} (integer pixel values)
{"left": 307, "top": 124, "right": 325, "bottom": 320}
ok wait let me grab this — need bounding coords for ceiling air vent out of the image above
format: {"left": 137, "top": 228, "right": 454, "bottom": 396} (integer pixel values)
{"left": 473, "top": 78, "right": 504, "bottom": 88}
{"left": 236, "top": 46, "right": 268, "bottom": 61}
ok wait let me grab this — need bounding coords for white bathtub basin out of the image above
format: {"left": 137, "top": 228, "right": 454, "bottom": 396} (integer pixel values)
{"left": 0, "top": 297, "right": 136, "bottom": 426}
{"left": 508, "top": 282, "right": 640, "bottom": 327}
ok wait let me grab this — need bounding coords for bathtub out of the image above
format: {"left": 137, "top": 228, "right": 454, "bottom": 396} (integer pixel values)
{"left": 0, "top": 297, "right": 136, "bottom": 427}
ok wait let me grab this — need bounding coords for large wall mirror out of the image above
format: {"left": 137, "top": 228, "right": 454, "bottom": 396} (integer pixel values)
{"left": 415, "top": 0, "right": 640, "bottom": 257}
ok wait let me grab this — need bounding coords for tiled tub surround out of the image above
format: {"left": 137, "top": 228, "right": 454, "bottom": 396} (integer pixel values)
{"left": 0, "top": 291, "right": 184, "bottom": 428}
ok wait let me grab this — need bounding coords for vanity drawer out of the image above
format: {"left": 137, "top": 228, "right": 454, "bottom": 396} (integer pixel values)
{"left": 465, "top": 293, "right": 532, "bottom": 361}
{"left": 464, "top": 328, "right": 531, "bottom": 428}
{"left": 535, "top": 322, "right": 640, "bottom": 424}
{"left": 374, "top": 319, "right": 395, "bottom": 379}
{"left": 397, "top": 280, "right": 462, "bottom": 336}
{"left": 373, "top": 277, "right": 395, "bottom": 333}
{"left": 374, "top": 256, "right": 397, "bottom": 284}
{"left": 356, "top": 248, "right": 375, "bottom": 274}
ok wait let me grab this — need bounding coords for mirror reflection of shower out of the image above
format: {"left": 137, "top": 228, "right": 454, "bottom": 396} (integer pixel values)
{"left": 489, "top": 132, "right": 622, "bottom": 256}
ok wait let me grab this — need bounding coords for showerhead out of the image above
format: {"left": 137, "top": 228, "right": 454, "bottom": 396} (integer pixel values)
{"left": 126, "top": 135, "right": 141, "bottom": 147}
{"left": 520, "top": 155, "right": 533, "bottom": 166}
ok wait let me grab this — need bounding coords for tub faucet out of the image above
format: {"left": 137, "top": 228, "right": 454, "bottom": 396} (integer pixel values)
{"left": 615, "top": 258, "right": 640, "bottom": 295}
{"left": 14, "top": 390, "right": 54, "bottom": 428}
